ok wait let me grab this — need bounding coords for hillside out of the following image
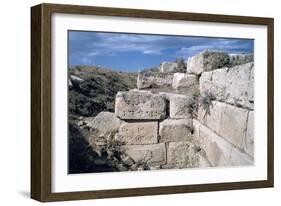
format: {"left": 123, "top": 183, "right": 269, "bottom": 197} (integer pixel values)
{"left": 69, "top": 65, "right": 137, "bottom": 119}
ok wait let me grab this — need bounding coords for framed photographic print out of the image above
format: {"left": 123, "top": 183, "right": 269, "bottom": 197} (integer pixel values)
{"left": 31, "top": 3, "right": 274, "bottom": 202}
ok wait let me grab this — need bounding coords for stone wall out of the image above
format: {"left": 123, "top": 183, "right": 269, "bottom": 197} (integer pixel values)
{"left": 83, "top": 50, "right": 254, "bottom": 171}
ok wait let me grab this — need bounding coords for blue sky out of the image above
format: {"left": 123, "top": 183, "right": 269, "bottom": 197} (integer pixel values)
{"left": 68, "top": 31, "right": 254, "bottom": 72}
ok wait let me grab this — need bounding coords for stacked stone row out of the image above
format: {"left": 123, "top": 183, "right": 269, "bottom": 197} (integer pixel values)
{"left": 186, "top": 51, "right": 254, "bottom": 167}
{"left": 114, "top": 89, "right": 204, "bottom": 169}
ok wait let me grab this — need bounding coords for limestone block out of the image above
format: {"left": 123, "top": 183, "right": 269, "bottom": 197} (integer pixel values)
{"left": 85, "top": 112, "right": 123, "bottom": 144}
{"left": 198, "top": 101, "right": 224, "bottom": 133}
{"left": 195, "top": 119, "right": 253, "bottom": 166}
{"left": 172, "top": 73, "right": 199, "bottom": 93}
{"left": 219, "top": 103, "right": 249, "bottom": 147}
{"left": 241, "top": 111, "right": 254, "bottom": 157}
{"left": 137, "top": 71, "right": 173, "bottom": 89}
{"left": 198, "top": 101, "right": 249, "bottom": 148}
{"left": 166, "top": 141, "right": 199, "bottom": 169}
{"left": 186, "top": 50, "right": 230, "bottom": 75}
{"left": 159, "top": 119, "right": 193, "bottom": 142}
{"left": 115, "top": 121, "right": 158, "bottom": 144}
{"left": 115, "top": 90, "right": 167, "bottom": 120}
{"left": 229, "top": 146, "right": 254, "bottom": 166}
{"left": 159, "top": 62, "right": 178, "bottom": 73}
{"left": 198, "top": 150, "right": 213, "bottom": 168}
{"left": 170, "top": 94, "right": 193, "bottom": 119}
{"left": 192, "top": 119, "right": 201, "bottom": 140}
{"left": 200, "top": 62, "right": 254, "bottom": 109}
{"left": 122, "top": 143, "right": 166, "bottom": 166}
{"left": 199, "top": 123, "right": 232, "bottom": 166}
{"left": 229, "top": 53, "right": 254, "bottom": 67}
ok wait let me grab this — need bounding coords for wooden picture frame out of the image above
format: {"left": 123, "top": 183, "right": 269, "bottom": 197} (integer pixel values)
{"left": 31, "top": 3, "right": 274, "bottom": 202}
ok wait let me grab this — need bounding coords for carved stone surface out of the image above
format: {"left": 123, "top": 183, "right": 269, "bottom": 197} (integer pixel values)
{"left": 200, "top": 62, "right": 254, "bottom": 109}
{"left": 137, "top": 71, "right": 174, "bottom": 89}
{"left": 169, "top": 94, "right": 193, "bottom": 119}
{"left": 115, "top": 121, "right": 158, "bottom": 144}
{"left": 122, "top": 143, "right": 166, "bottom": 166}
{"left": 159, "top": 119, "right": 193, "bottom": 142}
{"left": 115, "top": 90, "right": 167, "bottom": 120}
{"left": 186, "top": 50, "right": 230, "bottom": 75}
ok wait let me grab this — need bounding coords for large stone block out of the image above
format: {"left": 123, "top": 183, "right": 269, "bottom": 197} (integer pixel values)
{"left": 198, "top": 101, "right": 224, "bottom": 133}
{"left": 229, "top": 53, "right": 254, "bottom": 67}
{"left": 115, "top": 90, "right": 167, "bottom": 120}
{"left": 159, "top": 119, "right": 193, "bottom": 142}
{"left": 170, "top": 94, "right": 193, "bottom": 119}
{"left": 172, "top": 73, "right": 199, "bottom": 92}
{"left": 166, "top": 141, "right": 199, "bottom": 169}
{"left": 115, "top": 121, "right": 158, "bottom": 144}
{"left": 219, "top": 103, "right": 249, "bottom": 147}
{"left": 241, "top": 111, "right": 254, "bottom": 157}
{"left": 200, "top": 62, "right": 254, "bottom": 109}
{"left": 159, "top": 62, "right": 178, "bottom": 73}
{"left": 198, "top": 101, "right": 249, "bottom": 148}
{"left": 137, "top": 71, "right": 173, "bottom": 90}
{"left": 122, "top": 143, "right": 166, "bottom": 166}
{"left": 85, "top": 112, "right": 123, "bottom": 144}
{"left": 195, "top": 119, "right": 253, "bottom": 166}
{"left": 186, "top": 50, "right": 230, "bottom": 75}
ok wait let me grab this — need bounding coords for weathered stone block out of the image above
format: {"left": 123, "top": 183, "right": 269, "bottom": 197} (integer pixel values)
{"left": 229, "top": 53, "right": 254, "bottom": 67}
{"left": 241, "top": 111, "right": 254, "bottom": 157}
{"left": 122, "top": 143, "right": 166, "bottom": 166}
{"left": 198, "top": 101, "right": 224, "bottom": 133}
{"left": 196, "top": 120, "right": 253, "bottom": 166}
{"left": 85, "top": 112, "right": 123, "bottom": 144}
{"left": 186, "top": 50, "right": 230, "bottom": 75}
{"left": 198, "top": 101, "right": 249, "bottom": 148}
{"left": 170, "top": 94, "right": 193, "bottom": 119}
{"left": 137, "top": 71, "right": 173, "bottom": 89}
{"left": 159, "top": 62, "right": 178, "bottom": 73}
{"left": 198, "top": 122, "right": 232, "bottom": 166}
{"left": 220, "top": 103, "right": 249, "bottom": 147}
{"left": 115, "top": 121, "right": 158, "bottom": 144}
{"left": 159, "top": 119, "right": 193, "bottom": 142}
{"left": 115, "top": 90, "right": 166, "bottom": 120}
{"left": 166, "top": 141, "right": 199, "bottom": 169}
{"left": 172, "top": 73, "right": 198, "bottom": 90}
{"left": 200, "top": 62, "right": 254, "bottom": 109}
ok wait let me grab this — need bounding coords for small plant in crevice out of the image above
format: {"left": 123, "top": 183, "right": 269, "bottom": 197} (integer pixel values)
{"left": 199, "top": 91, "right": 216, "bottom": 119}
{"left": 188, "top": 91, "right": 216, "bottom": 118}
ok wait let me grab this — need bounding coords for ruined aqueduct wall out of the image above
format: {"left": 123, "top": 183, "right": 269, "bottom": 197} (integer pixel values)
{"left": 85, "top": 50, "right": 254, "bottom": 170}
